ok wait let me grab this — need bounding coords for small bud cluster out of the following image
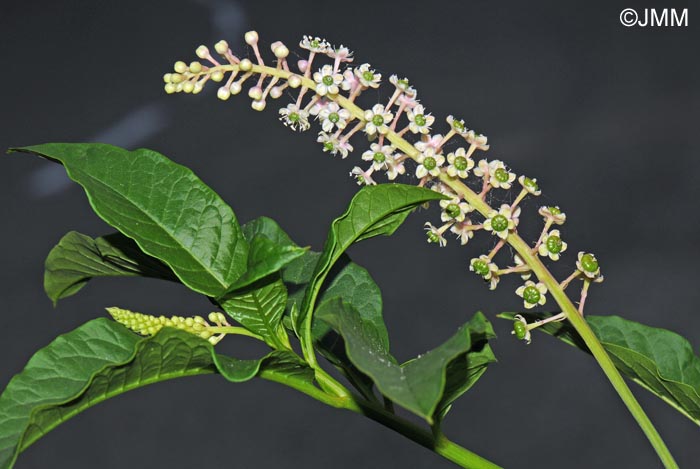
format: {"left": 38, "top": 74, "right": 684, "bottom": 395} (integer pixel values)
{"left": 107, "top": 307, "right": 230, "bottom": 345}
{"left": 162, "top": 31, "right": 606, "bottom": 344}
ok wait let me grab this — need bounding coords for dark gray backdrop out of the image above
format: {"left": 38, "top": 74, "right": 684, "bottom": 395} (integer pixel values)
{"left": 1, "top": 1, "right": 698, "bottom": 467}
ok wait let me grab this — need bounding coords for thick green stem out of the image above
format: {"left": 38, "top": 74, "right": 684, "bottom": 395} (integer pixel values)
{"left": 195, "top": 62, "right": 677, "bottom": 467}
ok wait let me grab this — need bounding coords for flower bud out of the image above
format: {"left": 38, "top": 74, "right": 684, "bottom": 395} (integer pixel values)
{"left": 162, "top": 73, "right": 172, "bottom": 83}
{"left": 271, "top": 41, "right": 289, "bottom": 58}
{"left": 217, "top": 87, "right": 231, "bottom": 100}
{"left": 189, "top": 61, "right": 202, "bottom": 74}
{"left": 174, "top": 61, "right": 188, "bottom": 73}
{"left": 214, "top": 40, "right": 229, "bottom": 55}
{"left": 270, "top": 86, "right": 283, "bottom": 99}
{"left": 244, "top": 30, "right": 259, "bottom": 45}
{"left": 196, "top": 45, "right": 209, "bottom": 59}
{"left": 164, "top": 83, "right": 176, "bottom": 94}
{"left": 288, "top": 75, "right": 302, "bottom": 88}
{"left": 248, "top": 86, "right": 263, "bottom": 100}
{"left": 182, "top": 81, "right": 195, "bottom": 93}
{"left": 297, "top": 60, "right": 308, "bottom": 73}
{"left": 192, "top": 82, "right": 204, "bottom": 94}
{"left": 239, "top": 58, "right": 252, "bottom": 71}
{"left": 230, "top": 82, "right": 242, "bottom": 95}
{"left": 251, "top": 99, "right": 266, "bottom": 111}
{"left": 211, "top": 70, "right": 224, "bottom": 82}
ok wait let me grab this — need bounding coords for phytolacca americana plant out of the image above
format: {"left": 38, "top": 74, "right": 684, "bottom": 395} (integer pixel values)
{"left": 0, "top": 30, "right": 696, "bottom": 469}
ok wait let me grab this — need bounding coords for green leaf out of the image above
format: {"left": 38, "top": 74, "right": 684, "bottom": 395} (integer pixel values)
{"left": 282, "top": 250, "right": 321, "bottom": 285}
{"left": 318, "top": 300, "right": 495, "bottom": 423}
{"left": 498, "top": 312, "right": 700, "bottom": 426}
{"left": 435, "top": 316, "right": 496, "bottom": 422}
{"left": 312, "top": 258, "right": 387, "bottom": 401}
{"left": 0, "top": 319, "right": 265, "bottom": 469}
{"left": 44, "top": 231, "right": 177, "bottom": 305}
{"left": 229, "top": 217, "right": 307, "bottom": 291}
{"left": 218, "top": 277, "right": 290, "bottom": 349}
{"left": 297, "top": 184, "right": 445, "bottom": 331}
{"left": 11, "top": 143, "right": 248, "bottom": 297}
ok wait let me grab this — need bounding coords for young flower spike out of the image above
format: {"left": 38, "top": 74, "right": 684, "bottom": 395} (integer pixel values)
{"left": 515, "top": 281, "right": 548, "bottom": 309}
{"left": 538, "top": 229, "right": 568, "bottom": 261}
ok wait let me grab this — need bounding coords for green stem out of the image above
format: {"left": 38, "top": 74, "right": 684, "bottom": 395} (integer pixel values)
{"left": 194, "top": 62, "right": 676, "bottom": 466}
{"left": 262, "top": 367, "right": 503, "bottom": 469}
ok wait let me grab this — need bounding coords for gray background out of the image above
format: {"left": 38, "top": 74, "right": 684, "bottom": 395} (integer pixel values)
{"left": 1, "top": 0, "right": 698, "bottom": 467}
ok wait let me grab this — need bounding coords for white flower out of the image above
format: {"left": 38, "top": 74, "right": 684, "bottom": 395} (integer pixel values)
{"left": 446, "top": 148, "right": 474, "bottom": 179}
{"left": 511, "top": 315, "right": 532, "bottom": 344}
{"left": 389, "top": 75, "right": 417, "bottom": 96}
{"left": 317, "top": 132, "right": 353, "bottom": 158}
{"left": 362, "top": 143, "right": 395, "bottom": 171}
{"left": 538, "top": 229, "right": 567, "bottom": 261}
{"left": 407, "top": 104, "right": 434, "bottom": 134}
{"left": 439, "top": 197, "right": 473, "bottom": 223}
{"left": 415, "top": 148, "right": 445, "bottom": 178}
{"left": 576, "top": 252, "right": 604, "bottom": 282}
{"left": 299, "top": 36, "right": 330, "bottom": 53}
{"left": 363, "top": 104, "right": 393, "bottom": 135}
{"left": 327, "top": 45, "right": 354, "bottom": 63}
{"left": 470, "top": 255, "right": 499, "bottom": 290}
{"left": 446, "top": 115, "right": 468, "bottom": 136}
{"left": 451, "top": 220, "right": 476, "bottom": 245}
{"left": 414, "top": 134, "right": 443, "bottom": 152}
{"left": 278, "top": 104, "right": 310, "bottom": 132}
{"left": 342, "top": 68, "right": 359, "bottom": 92}
{"left": 424, "top": 222, "right": 447, "bottom": 247}
{"left": 354, "top": 63, "right": 381, "bottom": 88}
{"left": 519, "top": 175, "right": 541, "bottom": 196}
{"left": 318, "top": 102, "right": 350, "bottom": 132}
{"left": 483, "top": 204, "right": 520, "bottom": 239}
{"left": 466, "top": 130, "right": 489, "bottom": 151}
{"left": 350, "top": 166, "right": 376, "bottom": 186}
{"left": 539, "top": 206, "right": 567, "bottom": 225}
{"left": 516, "top": 281, "right": 548, "bottom": 309}
{"left": 385, "top": 158, "right": 406, "bottom": 180}
{"left": 486, "top": 160, "right": 516, "bottom": 189}
{"left": 473, "top": 159, "right": 489, "bottom": 178}
{"left": 313, "top": 65, "right": 344, "bottom": 96}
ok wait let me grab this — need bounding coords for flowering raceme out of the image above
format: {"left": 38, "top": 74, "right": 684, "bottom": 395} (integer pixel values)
{"left": 162, "top": 31, "right": 604, "bottom": 342}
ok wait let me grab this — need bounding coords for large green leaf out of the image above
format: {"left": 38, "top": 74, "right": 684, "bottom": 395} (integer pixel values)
{"left": 0, "top": 319, "right": 267, "bottom": 469}
{"left": 297, "top": 184, "right": 444, "bottom": 331}
{"left": 318, "top": 300, "right": 495, "bottom": 423}
{"left": 218, "top": 277, "right": 290, "bottom": 349}
{"left": 498, "top": 312, "right": 700, "bottom": 426}
{"left": 44, "top": 231, "right": 177, "bottom": 305}
{"left": 11, "top": 143, "right": 248, "bottom": 297}
{"left": 313, "top": 258, "right": 387, "bottom": 401}
{"left": 229, "top": 217, "right": 307, "bottom": 291}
